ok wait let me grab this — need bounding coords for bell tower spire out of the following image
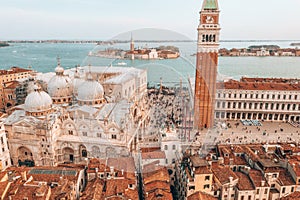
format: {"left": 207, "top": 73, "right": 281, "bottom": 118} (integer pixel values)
{"left": 130, "top": 32, "right": 134, "bottom": 52}
{"left": 194, "top": 0, "right": 221, "bottom": 130}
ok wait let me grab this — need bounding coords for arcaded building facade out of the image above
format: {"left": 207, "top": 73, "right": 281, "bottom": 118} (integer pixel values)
{"left": 4, "top": 63, "right": 148, "bottom": 166}
{"left": 215, "top": 78, "right": 300, "bottom": 122}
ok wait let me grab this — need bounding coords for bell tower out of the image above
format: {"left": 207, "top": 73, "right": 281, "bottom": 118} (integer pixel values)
{"left": 194, "top": 0, "right": 220, "bottom": 130}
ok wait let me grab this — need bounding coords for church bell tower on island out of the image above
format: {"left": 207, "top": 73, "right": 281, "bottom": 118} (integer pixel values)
{"left": 194, "top": 0, "right": 221, "bottom": 129}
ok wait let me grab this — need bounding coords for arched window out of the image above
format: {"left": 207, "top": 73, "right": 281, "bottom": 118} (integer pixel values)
{"left": 82, "top": 149, "right": 87, "bottom": 157}
{"left": 202, "top": 35, "right": 205, "bottom": 42}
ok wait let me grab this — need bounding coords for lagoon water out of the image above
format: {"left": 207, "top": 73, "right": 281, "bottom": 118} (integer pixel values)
{"left": 0, "top": 40, "right": 300, "bottom": 86}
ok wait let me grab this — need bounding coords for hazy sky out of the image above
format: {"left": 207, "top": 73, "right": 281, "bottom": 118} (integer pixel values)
{"left": 1, "top": 0, "right": 300, "bottom": 40}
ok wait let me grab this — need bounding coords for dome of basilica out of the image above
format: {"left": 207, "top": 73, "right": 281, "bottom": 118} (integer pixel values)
{"left": 25, "top": 85, "right": 53, "bottom": 113}
{"left": 47, "top": 59, "right": 73, "bottom": 103}
{"left": 77, "top": 73, "right": 104, "bottom": 103}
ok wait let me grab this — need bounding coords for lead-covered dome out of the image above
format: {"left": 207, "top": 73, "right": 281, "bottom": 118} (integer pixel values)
{"left": 25, "top": 85, "right": 53, "bottom": 115}
{"left": 47, "top": 60, "right": 73, "bottom": 104}
{"left": 77, "top": 73, "right": 105, "bottom": 105}
{"left": 72, "top": 67, "right": 84, "bottom": 96}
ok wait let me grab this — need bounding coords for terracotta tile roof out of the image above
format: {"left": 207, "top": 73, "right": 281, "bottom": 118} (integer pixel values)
{"left": 278, "top": 169, "right": 295, "bottom": 186}
{"left": 288, "top": 157, "right": 300, "bottom": 176}
{"left": 146, "top": 188, "right": 173, "bottom": 200}
{"left": 105, "top": 179, "right": 135, "bottom": 197}
{"left": 280, "top": 191, "right": 300, "bottom": 200}
{"left": 241, "top": 77, "right": 300, "bottom": 84}
{"left": 49, "top": 178, "right": 75, "bottom": 199}
{"left": 141, "top": 151, "right": 166, "bottom": 160}
{"left": 88, "top": 157, "right": 136, "bottom": 176}
{"left": 144, "top": 180, "right": 171, "bottom": 194}
{"left": 0, "top": 181, "right": 10, "bottom": 197}
{"left": 217, "top": 78, "right": 300, "bottom": 91}
{"left": 244, "top": 146, "right": 260, "bottom": 162}
{"left": 235, "top": 172, "right": 255, "bottom": 191}
{"left": 248, "top": 169, "right": 269, "bottom": 187}
{"left": 107, "top": 157, "right": 136, "bottom": 174}
{"left": 212, "top": 165, "right": 238, "bottom": 185}
{"left": 142, "top": 163, "right": 165, "bottom": 174}
{"left": 194, "top": 166, "right": 212, "bottom": 175}
{"left": 142, "top": 167, "right": 172, "bottom": 199}
{"left": 0, "top": 67, "right": 32, "bottom": 76}
{"left": 187, "top": 191, "right": 218, "bottom": 200}
{"left": 143, "top": 167, "right": 170, "bottom": 185}
{"left": 280, "top": 144, "right": 300, "bottom": 154}
{"left": 80, "top": 178, "right": 104, "bottom": 200}
{"left": 9, "top": 184, "right": 50, "bottom": 200}
{"left": 217, "top": 145, "right": 248, "bottom": 166}
{"left": 190, "top": 156, "right": 209, "bottom": 167}
{"left": 27, "top": 167, "right": 80, "bottom": 182}
{"left": 124, "top": 188, "right": 139, "bottom": 200}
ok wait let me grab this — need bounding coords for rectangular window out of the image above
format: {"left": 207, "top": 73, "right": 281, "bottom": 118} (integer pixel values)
{"left": 264, "top": 188, "right": 268, "bottom": 194}
{"left": 82, "top": 132, "right": 87, "bottom": 136}
{"left": 112, "top": 134, "right": 117, "bottom": 139}
{"left": 189, "top": 186, "right": 195, "bottom": 190}
{"left": 282, "top": 187, "right": 286, "bottom": 193}
{"left": 203, "top": 184, "right": 210, "bottom": 189}
{"left": 205, "top": 175, "right": 210, "bottom": 181}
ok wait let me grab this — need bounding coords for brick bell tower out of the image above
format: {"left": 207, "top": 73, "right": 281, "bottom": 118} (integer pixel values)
{"left": 194, "top": 0, "right": 220, "bottom": 130}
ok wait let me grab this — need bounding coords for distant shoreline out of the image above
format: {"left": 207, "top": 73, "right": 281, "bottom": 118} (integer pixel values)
{"left": 0, "top": 42, "right": 9, "bottom": 47}
{"left": 2, "top": 39, "right": 300, "bottom": 44}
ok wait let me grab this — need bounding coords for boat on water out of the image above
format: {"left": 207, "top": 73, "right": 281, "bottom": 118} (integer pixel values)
{"left": 116, "top": 62, "right": 127, "bottom": 66}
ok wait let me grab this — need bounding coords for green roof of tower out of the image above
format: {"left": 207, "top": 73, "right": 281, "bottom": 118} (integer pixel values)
{"left": 203, "top": 0, "right": 218, "bottom": 10}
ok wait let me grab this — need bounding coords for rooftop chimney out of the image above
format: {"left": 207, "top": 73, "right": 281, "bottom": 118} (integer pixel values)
{"left": 21, "top": 171, "right": 27, "bottom": 181}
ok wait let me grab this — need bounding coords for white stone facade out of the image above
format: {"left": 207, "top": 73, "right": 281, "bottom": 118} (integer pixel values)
{"left": 215, "top": 89, "right": 300, "bottom": 122}
{"left": 4, "top": 66, "right": 148, "bottom": 167}
{"left": 0, "top": 120, "right": 11, "bottom": 170}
